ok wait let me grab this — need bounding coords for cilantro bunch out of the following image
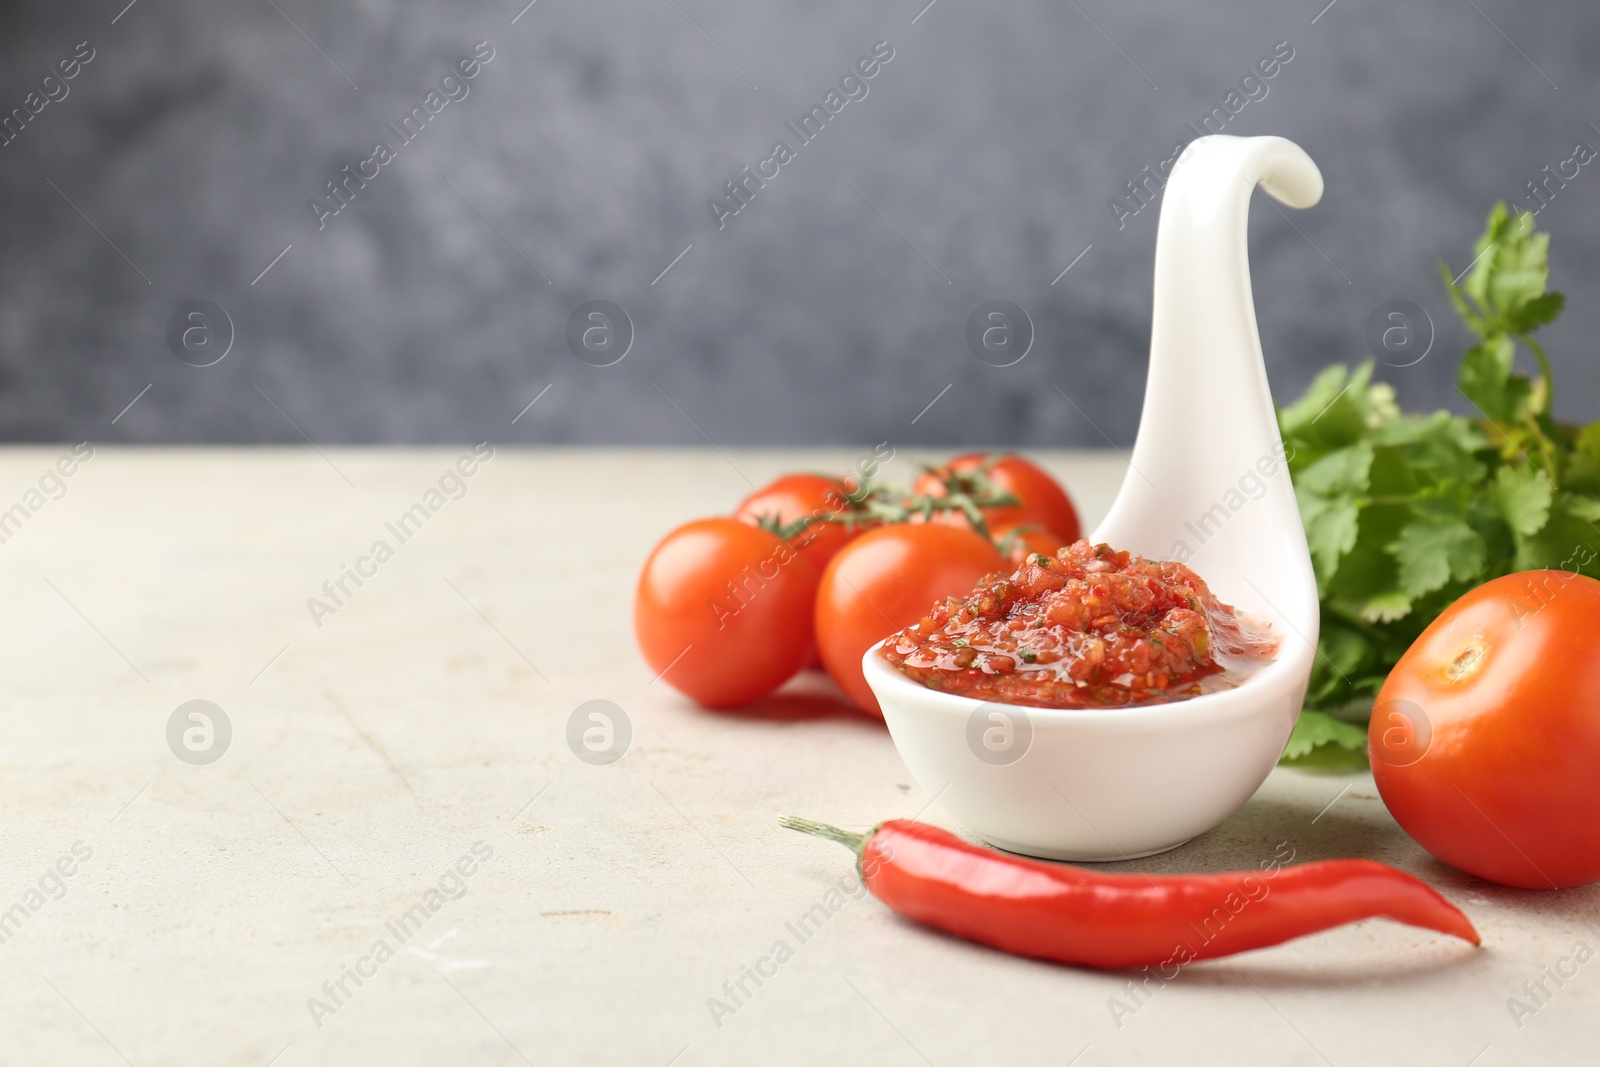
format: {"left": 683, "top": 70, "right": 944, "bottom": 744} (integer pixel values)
{"left": 1278, "top": 204, "right": 1600, "bottom": 767}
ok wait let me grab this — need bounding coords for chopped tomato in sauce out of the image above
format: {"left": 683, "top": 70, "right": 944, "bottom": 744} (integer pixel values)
{"left": 880, "top": 540, "right": 1276, "bottom": 709}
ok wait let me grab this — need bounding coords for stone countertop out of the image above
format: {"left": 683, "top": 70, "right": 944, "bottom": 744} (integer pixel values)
{"left": 0, "top": 447, "right": 1591, "bottom": 1066}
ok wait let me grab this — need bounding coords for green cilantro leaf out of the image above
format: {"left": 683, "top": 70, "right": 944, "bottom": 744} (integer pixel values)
{"left": 1458, "top": 336, "right": 1529, "bottom": 422}
{"left": 1490, "top": 464, "right": 1554, "bottom": 537}
{"left": 1513, "top": 496, "right": 1600, "bottom": 576}
{"left": 1564, "top": 495, "right": 1600, "bottom": 522}
{"left": 1281, "top": 709, "right": 1369, "bottom": 762}
{"left": 1298, "top": 492, "right": 1360, "bottom": 588}
{"left": 1506, "top": 290, "right": 1565, "bottom": 333}
{"left": 1354, "top": 590, "right": 1414, "bottom": 624}
{"left": 1485, "top": 217, "right": 1550, "bottom": 324}
{"left": 1280, "top": 362, "right": 1375, "bottom": 457}
{"left": 1297, "top": 443, "right": 1374, "bottom": 496}
{"left": 1388, "top": 518, "right": 1487, "bottom": 598}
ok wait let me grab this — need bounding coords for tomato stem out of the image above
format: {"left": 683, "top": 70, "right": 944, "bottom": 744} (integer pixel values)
{"left": 754, "top": 466, "right": 1024, "bottom": 550}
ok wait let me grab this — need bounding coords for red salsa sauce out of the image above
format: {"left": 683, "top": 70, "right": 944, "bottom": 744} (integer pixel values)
{"left": 880, "top": 540, "right": 1277, "bottom": 709}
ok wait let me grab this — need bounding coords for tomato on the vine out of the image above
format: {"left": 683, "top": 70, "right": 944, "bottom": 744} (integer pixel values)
{"left": 815, "top": 525, "right": 1005, "bottom": 716}
{"left": 914, "top": 453, "right": 1081, "bottom": 542}
{"left": 635, "top": 518, "right": 819, "bottom": 708}
{"left": 735, "top": 473, "right": 864, "bottom": 574}
{"left": 1371, "top": 570, "right": 1600, "bottom": 889}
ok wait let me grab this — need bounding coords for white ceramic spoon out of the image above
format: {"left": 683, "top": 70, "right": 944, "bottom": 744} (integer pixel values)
{"left": 865, "top": 134, "right": 1324, "bottom": 860}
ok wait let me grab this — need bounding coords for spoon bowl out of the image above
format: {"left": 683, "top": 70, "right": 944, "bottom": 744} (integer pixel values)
{"left": 868, "top": 135, "right": 1323, "bottom": 860}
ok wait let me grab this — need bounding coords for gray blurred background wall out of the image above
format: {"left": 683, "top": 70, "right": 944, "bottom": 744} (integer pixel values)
{"left": 1, "top": 0, "right": 1596, "bottom": 446}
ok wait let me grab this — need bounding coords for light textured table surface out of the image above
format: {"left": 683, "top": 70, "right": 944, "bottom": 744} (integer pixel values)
{"left": 0, "top": 447, "right": 1593, "bottom": 1066}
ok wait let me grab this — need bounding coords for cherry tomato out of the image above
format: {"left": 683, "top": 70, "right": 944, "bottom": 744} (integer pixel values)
{"left": 914, "top": 453, "right": 1081, "bottom": 542}
{"left": 736, "top": 474, "right": 868, "bottom": 670}
{"left": 990, "top": 521, "right": 1067, "bottom": 567}
{"left": 735, "top": 474, "right": 864, "bottom": 574}
{"left": 1371, "top": 570, "right": 1600, "bottom": 888}
{"left": 815, "top": 525, "right": 1005, "bottom": 716}
{"left": 635, "top": 518, "right": 819, "bottom": 709}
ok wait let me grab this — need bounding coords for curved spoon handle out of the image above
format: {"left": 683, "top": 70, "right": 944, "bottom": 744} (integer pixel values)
{"left": 1094, "top": 135, "right": 1322, "bottom": 608}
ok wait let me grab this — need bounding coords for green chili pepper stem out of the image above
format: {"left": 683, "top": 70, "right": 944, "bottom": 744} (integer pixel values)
{"left": 779, "top": 816, "right": 868, "bottom": 855}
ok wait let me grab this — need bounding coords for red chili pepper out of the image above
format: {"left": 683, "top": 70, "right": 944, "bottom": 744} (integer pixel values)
{"left": 781, "top": 817, "right": 1479, "bottom": 969}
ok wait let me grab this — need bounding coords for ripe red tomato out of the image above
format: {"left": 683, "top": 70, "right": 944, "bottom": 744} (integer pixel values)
{"left": 913, "top": 453, "right": 1080, "bottom": 542}
{"left": 1371, "top": 570, "right": 1600, "bottom": 888}
{"left": 815, "top": 525, "right": 1005, "bottom": 716}
{"left": 734, "top": 474, "right": 863, "bottom": 574}
{"left": 635, "top": 518, "right": 819, "bottom": 708}
{"left": 990, "top": 521, "right": 1067, "bottom": 567}
{"left": 736, "top": 474, "right": 868, "bottom": 670}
